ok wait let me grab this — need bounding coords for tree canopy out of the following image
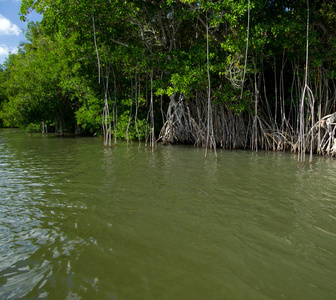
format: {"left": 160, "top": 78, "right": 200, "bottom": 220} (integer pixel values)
{"left": 1, "top": 0, "right": 336, "bottom": 158}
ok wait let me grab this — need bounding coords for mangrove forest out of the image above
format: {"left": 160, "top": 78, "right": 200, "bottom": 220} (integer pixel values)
{"left": 1, "top": 0, "right": 336, "bottom": 162}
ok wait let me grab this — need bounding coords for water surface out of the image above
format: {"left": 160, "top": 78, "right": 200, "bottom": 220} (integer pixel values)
{"left": 0, "top": 129, "right": 336, "bottom": 299}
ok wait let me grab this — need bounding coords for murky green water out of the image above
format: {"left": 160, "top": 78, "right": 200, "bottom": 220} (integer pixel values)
{"left": 1, "top": 128, "right": 336, "bottom": 299}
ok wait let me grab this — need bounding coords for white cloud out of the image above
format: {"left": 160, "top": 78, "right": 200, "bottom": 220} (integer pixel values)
{"left": 0, "top": 44, "right": 8, "bottom": 56}
{"left": 11, "top": 46, "right": 18, "bottom": 54}
{"left": 0, "top": 44, "right": 17, "bottom": 56}
{"left": 0, "top": 14, "right": 20, "bottom": 36}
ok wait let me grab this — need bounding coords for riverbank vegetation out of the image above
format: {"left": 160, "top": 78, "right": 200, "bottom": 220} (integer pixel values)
{"left": 1, "top": 0, "right": 336, "bottom": 160}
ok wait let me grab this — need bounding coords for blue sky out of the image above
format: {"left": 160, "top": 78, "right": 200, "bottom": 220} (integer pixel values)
{"left": 0, "top": 0, "right": 42, "bottom": 65}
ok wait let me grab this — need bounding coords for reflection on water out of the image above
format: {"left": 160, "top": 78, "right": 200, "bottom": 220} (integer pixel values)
{"left": 0, "top": 129, "right": 336, "bottom": 299}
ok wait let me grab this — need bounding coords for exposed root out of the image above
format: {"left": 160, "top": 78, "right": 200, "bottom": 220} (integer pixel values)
{"left": 159, "top": 92, "right": 336, "bottom": 156}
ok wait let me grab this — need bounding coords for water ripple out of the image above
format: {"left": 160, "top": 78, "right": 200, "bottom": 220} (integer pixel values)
{"left": 1, "top": 130, "right": 336, "bottom": 299}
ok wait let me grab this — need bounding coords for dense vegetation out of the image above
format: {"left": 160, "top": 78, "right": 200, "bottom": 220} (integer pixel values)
{"left": 1, "top": 0, "right": 336, "bottom": 160}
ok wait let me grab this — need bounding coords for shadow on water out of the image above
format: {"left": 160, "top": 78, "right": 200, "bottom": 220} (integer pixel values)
{"left": 0, "top": 129, "right": 336, "bottom": 299}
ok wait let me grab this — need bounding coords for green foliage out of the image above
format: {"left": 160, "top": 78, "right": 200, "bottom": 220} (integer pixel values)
{"left": 116, "top": 110, "right": 148, "bottom": 140}
{"left": 25, "top": 123, "right": 41, "bottom": 133}
{"left": 213, "top": 84, "right": 250, "bottom": 114}
{"left": 75, "top": 99, "right": 102, "bottom": 134}
{"left": 0, "top": 0, "right": 334, "bottom": 139}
